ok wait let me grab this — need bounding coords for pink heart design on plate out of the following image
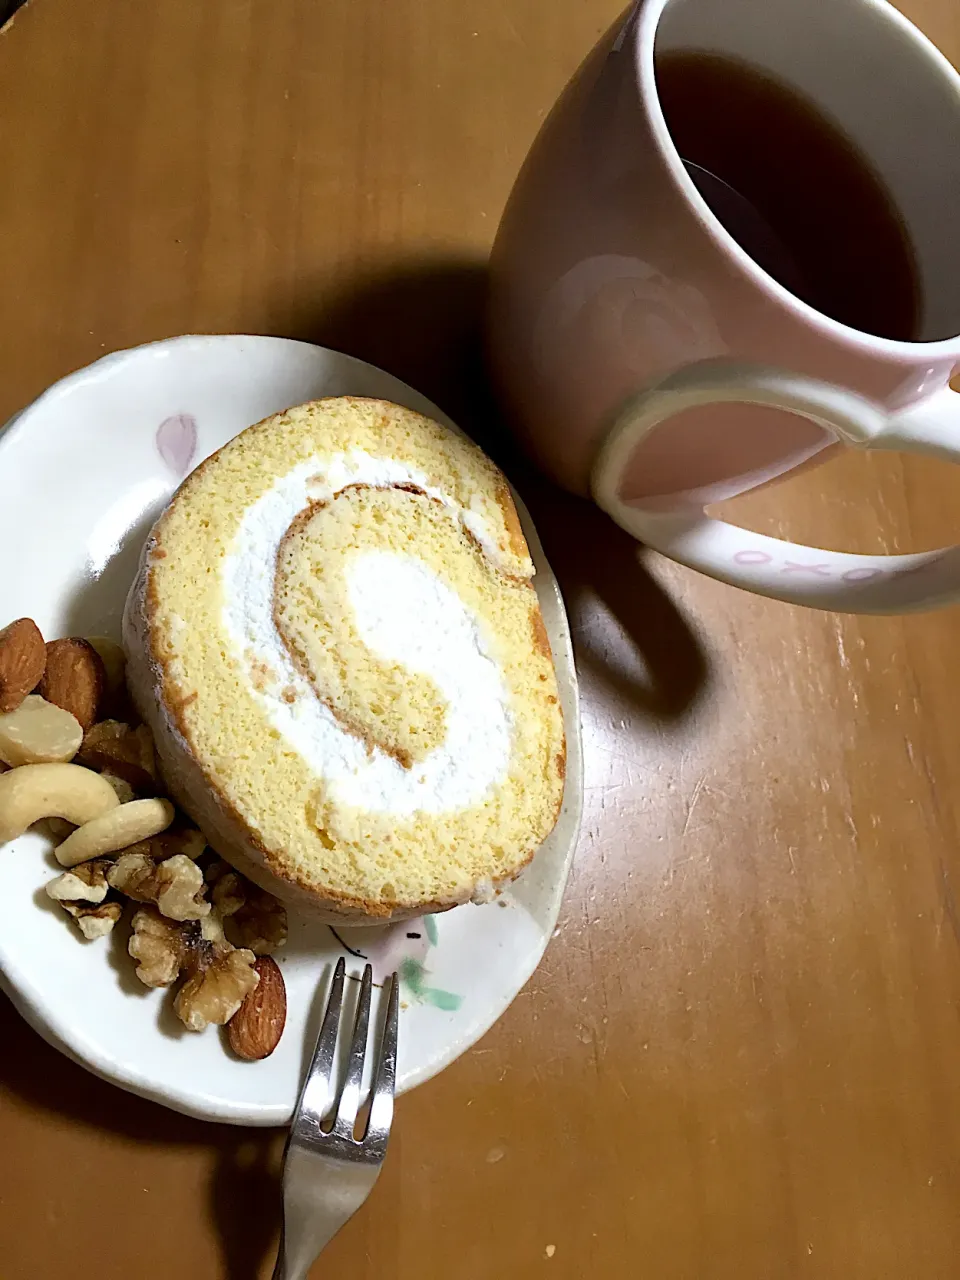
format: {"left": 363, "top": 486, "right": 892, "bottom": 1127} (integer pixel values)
{"left": 156, "top": 413, "right": 198, "bottom": 477}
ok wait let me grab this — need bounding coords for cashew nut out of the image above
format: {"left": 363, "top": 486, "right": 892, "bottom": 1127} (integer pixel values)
{"left": 0, "top": 763, "right": 120, "bottom": 845}
{"left": 0, "top": 695, "right": 84, "bottom": 767}
{"left": 55, "top": 797, "right": 175, "bottom": 867}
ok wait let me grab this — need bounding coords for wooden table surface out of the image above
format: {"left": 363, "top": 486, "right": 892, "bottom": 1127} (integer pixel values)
{"left": 3, "top": 1, "right": 960, "bottom": 1276}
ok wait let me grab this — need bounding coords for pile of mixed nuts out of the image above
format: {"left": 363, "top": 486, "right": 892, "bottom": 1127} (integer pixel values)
{"left": 0, "top": 617, "right": 287, "bottom": 1061}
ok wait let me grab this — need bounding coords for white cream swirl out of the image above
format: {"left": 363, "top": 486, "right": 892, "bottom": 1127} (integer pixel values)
{"left": 221, "top": 451, "right": 511, "bottom": 816}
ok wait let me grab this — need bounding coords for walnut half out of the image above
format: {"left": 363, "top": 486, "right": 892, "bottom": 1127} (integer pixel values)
{"left": 230, "top": 888, "right": 288, "bottom": 955}
{"left": 128, "top": 906, "right": 211, "bottom": 987}
{"left": 128, "top": 903, "right": 257, "bottom": 1031}
{"left": 206, "top": 860, "right": 288, "bottom": 954}
{"left": 77, "top": 720, "right": 157, "bottom": 793}
{"left": 61, "top": 900, "right": 122, "bottom": 940}
{"left": 174, "top": 942, "right": 259, "bottom": 1031}
{"left": 109, "top": 852, "right": 210, "bottom": 921}
{"left": 46, "top": 859, "right": 111, "bottom": 904}
{"left": 206, "top": 860, "right": 246, "bottom": 917}
{"left": 122, "top": 825, "right": 207, "bottom": 863}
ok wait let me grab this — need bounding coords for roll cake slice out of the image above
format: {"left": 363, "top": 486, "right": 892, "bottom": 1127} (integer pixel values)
{"left": 123, "top": 398, "right": 565, "bottom": 922}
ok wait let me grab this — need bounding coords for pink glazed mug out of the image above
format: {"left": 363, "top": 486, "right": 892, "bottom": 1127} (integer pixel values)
{"left": 488, "top": 0, "right": 960, "bottom": 613}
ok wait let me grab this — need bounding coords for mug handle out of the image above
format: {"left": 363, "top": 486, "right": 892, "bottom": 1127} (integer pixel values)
{"left": 591, "top": 360, "right": 960, "bottom": 614}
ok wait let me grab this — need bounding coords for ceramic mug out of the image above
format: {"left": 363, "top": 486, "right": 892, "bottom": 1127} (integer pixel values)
{"left": 488, "top": 0, "right": 960, "bottom": 613}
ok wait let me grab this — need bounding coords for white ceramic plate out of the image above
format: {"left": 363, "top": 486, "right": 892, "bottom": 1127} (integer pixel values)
{"left": 0, "top": 336, "right": 582, "bottom": 1125}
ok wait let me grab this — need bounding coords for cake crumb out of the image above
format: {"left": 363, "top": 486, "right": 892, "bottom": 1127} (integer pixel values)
{"left": 249, "top": 658, "right": 274, "bottom": 692}
{"left": 545, "top": 1245, "right": 556, "bottom": 1259}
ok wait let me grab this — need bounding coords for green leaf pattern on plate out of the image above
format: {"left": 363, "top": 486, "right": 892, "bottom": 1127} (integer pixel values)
{"left": 329, "top": 913, "right": 462, "bottom": 1010}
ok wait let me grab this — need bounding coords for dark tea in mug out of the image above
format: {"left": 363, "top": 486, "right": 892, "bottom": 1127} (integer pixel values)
{"left": 654, "top": 51, "right": 921, "bottom": 341}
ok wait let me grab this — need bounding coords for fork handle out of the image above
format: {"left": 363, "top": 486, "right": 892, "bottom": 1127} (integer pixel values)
{"left": 272, "top": 1219, "right": 346, "bottom": 1280}
{"left": 272, "top": 1227, "right": 317, "bottom": 1280}
{"left": 271, "top": 1227, "right": 306, "bottom": 1280}
{"left": 271, "top": 1227, "right": 292, "bottom": 1280}
{"left": 271, "top": 1226, "right": 311, "bottom": 1280}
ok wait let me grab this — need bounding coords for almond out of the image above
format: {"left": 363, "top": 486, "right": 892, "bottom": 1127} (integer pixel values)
{"left": 0, "top": 618, "right": 46, "bottom": 713}
{"left": 227, "top": 956, "right": 286, "bottom": 1061}
{"left": 39, "top": 638, "right": 106, "bottom": 730}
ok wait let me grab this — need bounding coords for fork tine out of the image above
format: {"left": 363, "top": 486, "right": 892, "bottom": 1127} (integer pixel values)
{"left": 333, "top": 963, "right": 373, "bottom": 1135}
{"left": 275, "top": 964, "right": 398, "bottom": 1279}
{"left": 296, "top": 956, "right": 346, "bottom": 1124}
{"left": 366, "top": 971, "right": 399, "bottom": 1142}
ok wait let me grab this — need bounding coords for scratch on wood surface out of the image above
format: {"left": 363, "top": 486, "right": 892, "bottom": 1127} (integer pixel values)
{"left": 667, "top": 853, "right": 699, "bottom": 888}
{"left": 750, "top": 970, "right": 763, "bottom": 1005}
{"left": 937, "top": 858, "right": 960, "bottom": 951}
{"left": 611, "top": 1069, "right": 630, "bottom": 1101}
{"left": 588, "top": 1030, "right": 603, "bottom": 1077}
{"left": 681, "top": 772, "right": 707, "bottom": 838}
{"left": 591, "top": 741, "right": 643, "bottom": 767}
{"left": 833, "top": 619, "right": 849, "bottom": 669}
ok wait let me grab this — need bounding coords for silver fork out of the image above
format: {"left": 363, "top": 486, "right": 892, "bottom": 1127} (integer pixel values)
{"left": 272, "top": 957, "right": 399, "bottom": 1280}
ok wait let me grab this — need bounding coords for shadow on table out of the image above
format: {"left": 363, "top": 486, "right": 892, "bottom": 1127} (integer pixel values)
{"left": 0, "top": 256, "right": 710, "bottom": 1280}
{"left": 0, "top": 992, "right": 282, "bottom": 1280}
{"left": 293, "top": 256, "right": 711, "bottom": 721}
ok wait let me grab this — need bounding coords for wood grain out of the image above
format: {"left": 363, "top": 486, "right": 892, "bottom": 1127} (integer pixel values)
{"left": 2, "top": 1, "right": 960, "bottom": 1277}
